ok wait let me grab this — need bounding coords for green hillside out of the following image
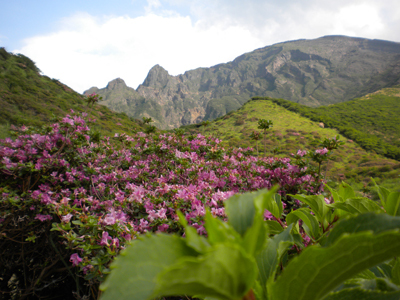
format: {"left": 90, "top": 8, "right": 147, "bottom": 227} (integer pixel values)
{"left": 267, "top": 87, "right": 400, "bottom": 160}
{"left": 180, "top": 98, "right": 400, "bottom": 187}
{"left": 0, "top": 48, "right": 145, "bottom": 139}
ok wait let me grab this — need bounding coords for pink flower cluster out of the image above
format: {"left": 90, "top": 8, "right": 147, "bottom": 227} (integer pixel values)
{"left": 0, "top": 112, "right": 323, "bottom": 282}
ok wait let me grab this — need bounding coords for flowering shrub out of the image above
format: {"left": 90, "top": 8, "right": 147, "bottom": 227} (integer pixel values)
{"left": 0, "top": 112, "right": 327, "bottom": 299}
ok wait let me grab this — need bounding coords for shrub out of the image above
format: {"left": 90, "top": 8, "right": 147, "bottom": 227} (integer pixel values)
{"left": 0, "top": 112, "right": 327, "bottom": 299}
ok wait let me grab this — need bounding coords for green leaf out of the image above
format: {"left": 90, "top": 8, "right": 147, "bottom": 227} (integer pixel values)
{"left": 385, "top": 192, "right": 400, "bottom": 216}
{"left": 323, "top": 288, "right": 400, "bottom": 300}
{"left": 265, "top": 193, "right": 283, "bottom": 219}
{"left": 265, "top": 220, "right": 284, "bottom": 235}
{"left": 178, "top": 211, "right": 210, "bottom": 253}
{"left": 330, "top": 197, "right": 383, "bottom": 215}
{"left": 338, "top": 182, "right": 356, "bottom": 200}
{"left": 100, "top": 234, "right": 198, "bottom": 300}
{"left": 225, "top": 188, "right": 278, "bottom": 255}
{"left": 268, "top": 230, "right": 400, "bottom": 300}
{"left": 154, "top": 244, "right": 258, "bottom": 300}
{"left": 225, "top": 191, "right": 257, "bottom": 236}
{"left": 204, "top": 210, "right": 242, "bottom": 246}
{"left": 256, "top": 224, "right": 294, "bottom": 291}
{"left": 372, "top": 178, "right": 391, "bottom": 206}
{"left": 286, "top": 208, "right": 321, "bottom": 239}
{"left": 325, "top": 184, "right": 344, "bottom": 203}
{"left": 290, "top": 194, "right": 329, "bottom": 224}
{"left": 225, "top": 188, "right": 278, "bottom": 237}
{"left": 325, "top": 213, "right": 400, "bottom": 247}
{"left": 392, "top": 259, "right": 400, "bottom": 285}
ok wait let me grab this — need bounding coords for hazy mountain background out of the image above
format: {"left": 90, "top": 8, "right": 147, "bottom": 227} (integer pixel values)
{"left": 84, "top": 35, "right": 400, "bottom": 129}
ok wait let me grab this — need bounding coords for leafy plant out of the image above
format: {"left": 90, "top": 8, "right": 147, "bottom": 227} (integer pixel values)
{"left": 101, "top": 183, "right": 400, "bottom": 300}
{"left": 258, "top": 119, "right": 273, "bottom": 156}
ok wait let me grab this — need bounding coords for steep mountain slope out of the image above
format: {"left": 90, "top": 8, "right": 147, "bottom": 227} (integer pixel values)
{"left": 85, "top": 35, "right": 400, "bottom": 129}
{"left": 180, "top": 98, "right": 400, "bottom": 186}
{"left": 0, "top": 48, "right": 145, "bottom": 138}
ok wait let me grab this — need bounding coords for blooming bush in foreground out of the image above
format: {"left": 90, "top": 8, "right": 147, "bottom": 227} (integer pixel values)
{"left": 0, "top": 112, "right": 328, "bottom": 299}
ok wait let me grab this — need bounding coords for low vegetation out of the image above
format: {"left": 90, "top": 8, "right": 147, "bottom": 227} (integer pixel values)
{"left": 0, "top": 47, "right": 144, "bottom": 139}
{"left": 180, "top": 98, "right": 400, "bottom": 189}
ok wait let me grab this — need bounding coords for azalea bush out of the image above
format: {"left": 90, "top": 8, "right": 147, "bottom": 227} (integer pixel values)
{"left": 1, "top": 112, "right": 329, "bottom": 299}
{"left": 101, "top": 183, "right": 400, "bottom": 300}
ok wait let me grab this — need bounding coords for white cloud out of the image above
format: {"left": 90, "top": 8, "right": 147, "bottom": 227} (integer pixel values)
{"left": 15, "top": 12, "right": 264, "bottom": 93}
{"left": 13, "top": 0, "right": 400, "bottom": 94}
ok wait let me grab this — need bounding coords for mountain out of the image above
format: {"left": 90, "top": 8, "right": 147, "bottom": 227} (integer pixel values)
{"left": 0, "top": 48, "right": 145, "bottom": 139}
{"left": 84, "top": 35, "right": 400, "bottom": 129}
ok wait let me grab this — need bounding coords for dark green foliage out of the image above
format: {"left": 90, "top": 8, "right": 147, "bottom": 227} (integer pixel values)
{"left": 254, "top": 92, "right": 400, "bottom": 160}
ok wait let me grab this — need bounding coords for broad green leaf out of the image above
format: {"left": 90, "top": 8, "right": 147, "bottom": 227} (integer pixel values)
{"left": 268, "top": 230, "right": 400, "bottom": 300}
{"left": 225, "top": 191, "right": 257, "bottom": 236}
{"left": 154, "top": 244, "right": 258, "bottom": 300}
{"left": 242, "top": 213, "right": 268, "bottom": 255}
{"left": 330, "top": 197, "right": 383, "bottom": 215}
{"left": 392, "top": 259, "right": 400, "bottom": 285}
{"left": 325, "top": 184, "right": 344, "bottom": 203}
{"left": 100, "top": 234, "right": 198, "bottom": 300}
{"left": 371, "top": 178, "right": 391, "bottom": 206}
{"left": 385, "top": 192, "right": 400, "bottom": 216}
{"left": 242, "top": 189, "right": 277, "bottom": 255}
{"left": 178, "top": 211, "right": 210, "bottom": 253}
{"left": 338, "top": 182, "right": 356, "bottom": 200}
{"left": 225, "top": 187, "right": 278, "bottom": 237}
{"left": 286, "top": 208, "right": 321, "bottom": 239}
{"left": 290, "top": 194, "right": 329, "bottom": 224}
{"left": 265, "top": 220, "right": 284, "bottom": 235}
{"left": 255, "top": 225, "right": 294, "bottom": 295}
{"left": 323, "top": 288, "right": 400, "bottom": 300}
{"left": 265, "top": 193, "right": 283, "bottom": 219}
{"left": 343, "top": 277, "right": 400, "bottom": 292}
{"left": 204, "top": 210, "right": 241, "bottom": 246}
{"left": 224, "top": 188, "right": 277, "bottom": 255}
{"left": 325, "top": 213, "right": 400, "bottom": 247}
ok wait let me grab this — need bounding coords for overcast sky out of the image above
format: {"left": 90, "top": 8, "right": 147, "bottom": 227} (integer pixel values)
{"left": 1, "top": 0, "right": 399, "bottom": 93}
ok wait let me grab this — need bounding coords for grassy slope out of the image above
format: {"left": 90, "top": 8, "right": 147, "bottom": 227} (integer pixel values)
{"left": 181, "top": 99, "right": 400, "bottom": 188}
{"left": 268, "top": 86, "right": 400, "bottom": 160}
{"left": 0, "top": 48, "right": 145, "bottom": 139}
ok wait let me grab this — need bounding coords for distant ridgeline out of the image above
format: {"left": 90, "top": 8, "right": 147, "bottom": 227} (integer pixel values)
{"left": 253, "top": 87, "right": 400, "bottom": 161}
{"left": 85, "top": 35, "right": 400, "bottom": 129}
{"left": 0, "top": 48, "right": 144, "bottom": 138}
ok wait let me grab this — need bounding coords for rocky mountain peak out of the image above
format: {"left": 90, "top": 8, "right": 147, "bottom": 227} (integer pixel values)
{"left": 106, "top": 78, "right": 127, "bottom": 91}
{"left": 141, "top": 64, "right": 171, "bottom": 88}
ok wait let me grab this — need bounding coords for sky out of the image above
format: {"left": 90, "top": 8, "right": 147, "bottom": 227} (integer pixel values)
{"left": 1, "top": 0, "right": 400, "bottom": 93}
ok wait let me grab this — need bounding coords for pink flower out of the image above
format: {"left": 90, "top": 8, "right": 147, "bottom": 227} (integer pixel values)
{"left": 70, "top": 253, "right": 82, "bottom": 266}
{"left": 99, "top": 231, "right": 112, "bottom": 246}
{"left": 35, "top": 214, "right": 52, "bottom": 222}
{"left": 315, "top": 148, "right": 328, "bottom": 155}
{"left": 61, "top": 213, "right": 72, "bottom": 223}
{"left": 157, "top": 224, "right": 169, "bottom": 232}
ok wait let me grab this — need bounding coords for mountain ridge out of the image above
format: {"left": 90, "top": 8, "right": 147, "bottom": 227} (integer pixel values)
{"left": 84, "top": 35, "right": 400, "bottom": 129}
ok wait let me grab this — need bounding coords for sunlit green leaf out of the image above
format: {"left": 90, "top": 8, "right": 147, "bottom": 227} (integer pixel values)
{"left": 100, "top": 234, "right": 198, "bottom": 300}
{"left": 385, "top": 192, "right": 400, "bottom": 216}
{"left": 268, "top": 230, "right": 400, "bottom": 300}
{"left": 330, "top": 197, "right": 383, "bottom": 215}
{"left": 325, "top": 213, "right": 400, "bottom": 247}
{"left": 286, "top": 208, "right": 321, "bottom": 239}
{"left": 290, "top": 194, "right": 329, "bottom": 223}
{"left": 154, "top": 244, "right": 258, "bottom": 300}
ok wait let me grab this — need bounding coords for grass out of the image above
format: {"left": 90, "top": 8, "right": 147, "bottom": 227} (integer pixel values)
{"left": 180, "top": 98, "right": 400, "bottom": 188}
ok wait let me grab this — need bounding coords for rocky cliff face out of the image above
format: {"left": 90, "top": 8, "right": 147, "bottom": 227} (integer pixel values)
{"left": 84, "top": 36, "right": 400, "bottom": 129}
